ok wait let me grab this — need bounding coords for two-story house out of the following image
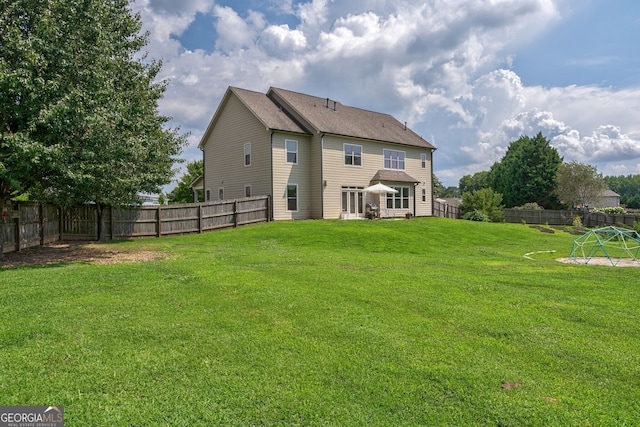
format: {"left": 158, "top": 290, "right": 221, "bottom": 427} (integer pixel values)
{"left": 198, "top": 86, "right": 436, "bottom": 220}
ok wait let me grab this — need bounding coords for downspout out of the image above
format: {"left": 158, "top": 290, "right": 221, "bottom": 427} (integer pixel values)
{"left": 270, "top": 131, "right": 274, "bottom": 220}
{"left": 201, "top": 146, "right": 206, "bottom": 201}
{"left": 320, "top": 133, "right": 325, "bottom": 219}
{"left": 413, "top": 182, "right": 418, "bottom": 217}
{"left": 430, "top": 148, "right": 435, "bottom": 216}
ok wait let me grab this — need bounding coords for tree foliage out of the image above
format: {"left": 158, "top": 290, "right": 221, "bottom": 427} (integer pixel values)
{"left": 432, "top": 174, "right": 445, "bottom": 199}
{"left": 555, "top": 161, "right": 606, "bottom": 209}
{"left": 459, "top": 188, "right": 504, "bottom": 222}
{"left": 0, "top": 0, "right": 185, "bottom": 207}
{"left": 604, "top": 174, "right": 640, "bottom": 209}
{"left": 488, "top": 132, "right": 563, "bottom": 208}
{"left": 459, "top": 171, "right": 489, "bottom": 194}
{"left": 168, "top": 160, "right": 203, "bottom": 204}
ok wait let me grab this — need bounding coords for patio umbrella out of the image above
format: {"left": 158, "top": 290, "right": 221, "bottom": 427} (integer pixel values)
{"left": 363, "top": 183, "right": 398, "bottom": 194}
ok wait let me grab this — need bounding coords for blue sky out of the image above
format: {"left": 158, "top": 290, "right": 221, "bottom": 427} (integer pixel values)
{"left": 132, "top": 0, "right": 640, "bottom": 188}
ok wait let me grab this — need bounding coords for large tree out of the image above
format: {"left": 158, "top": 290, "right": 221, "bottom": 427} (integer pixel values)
{"left": 488, "top": 132, "right": 563, "bottom": 208}
{"left": 168, "top": 160, "right": 203, "bottom": 204}
{"left": 0, "top": 0, "right": 185, "bottom": 242}
{"left": 555, "top": 161, "right": 606, "bottom": 209}
{"left": 459, "top": 171, "right": 489, "bottom": 194}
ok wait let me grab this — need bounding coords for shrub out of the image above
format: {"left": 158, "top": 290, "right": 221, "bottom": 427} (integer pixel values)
{"left": 592, "top": 206, "right": 626, "bottom": 214}
{"left": 514, "top": 202, "right": 544, "bottom": 210}
{"left": 459, "top": 188, "right": 505, "bottom": 222}
{"left": 463, "top": 210, "right": 490, "bottom": 222}
{"left": 573, "top": 215, "right": 583, "bottom": 228}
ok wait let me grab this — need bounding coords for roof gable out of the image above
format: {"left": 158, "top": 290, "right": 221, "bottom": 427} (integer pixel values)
{"left": 198, "top": 87, "right": 308, "bottom": 148}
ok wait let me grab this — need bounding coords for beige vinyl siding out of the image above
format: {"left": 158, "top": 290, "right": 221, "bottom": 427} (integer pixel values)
{"left": 202, "top": 93, "right": 272, "bottom": 202}
{"left": 310, "top": 134, "right": 324, "bottom": 219}
{"left": 412, "top": 149, "right": 433, "bottom": 217}
{"left": 272, "top": 132, "right": 313, "bottom": 220}
{"left": 321, "top": 135, "right": 433, "bottom": 218}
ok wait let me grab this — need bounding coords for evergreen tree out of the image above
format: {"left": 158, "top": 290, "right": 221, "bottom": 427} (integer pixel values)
{"left": 488, "top": 132, "right": 563, "bottom": 208}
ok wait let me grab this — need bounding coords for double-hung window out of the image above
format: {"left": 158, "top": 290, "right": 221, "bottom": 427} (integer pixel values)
{"left": 244, "top": 143, "right": 251, "bottom": 166}
{"left": 384, "top": 149, "right": 405, "bottom": 170}
{"left": 344, "top": 144, "right": 362, "bottom": 166}
{"left": 286, "top": 184, "right": 298, "bottom": 211}
{"left": 421, "top": 153, "right": 427, "bottom": 169}
{"left": 286, "top": 140, "right": 298, "bottom": 164}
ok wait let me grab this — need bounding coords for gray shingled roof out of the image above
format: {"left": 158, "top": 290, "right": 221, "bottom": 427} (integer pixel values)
{"left": 231, "top": 87, "right": 309, "bottom": 134}
{"left": 269, "top": 87, "right": 435, "bottom": 149}
{"left": 371, "top": 170, "right": 419, "bottom": 183}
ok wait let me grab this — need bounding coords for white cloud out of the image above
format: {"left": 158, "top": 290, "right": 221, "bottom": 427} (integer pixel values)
{"left": 213, "top": 6, "right": 266, "bottom": 52}
{"left": 259, "top": 25, "right": 307, "bottom": 57}
{"left": 131, "top": 0, "right": 640, "bottom": 186}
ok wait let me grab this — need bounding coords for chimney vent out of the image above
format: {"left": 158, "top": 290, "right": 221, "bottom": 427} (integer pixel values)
{"left": 404, "top": 121, "right": 407, "bottom": 130}
{"left": 326, "top": 98, "right": 329, "bottom": 108}
{"left": 333, "top": 101, "right": 337, "bottom": 111}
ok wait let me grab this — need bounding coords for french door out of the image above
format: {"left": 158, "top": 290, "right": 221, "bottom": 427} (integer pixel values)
{"left": 341, "top": 187, "right": 364, "bottom": 219}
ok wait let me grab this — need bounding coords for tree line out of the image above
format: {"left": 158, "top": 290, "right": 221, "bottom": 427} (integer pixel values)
{"left": 433, "top": 132, "right": 637, "bottom": 221}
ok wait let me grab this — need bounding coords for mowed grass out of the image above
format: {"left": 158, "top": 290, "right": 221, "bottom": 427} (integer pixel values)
{"left": 1, "top": 218, "right": 639, "bottom": 426}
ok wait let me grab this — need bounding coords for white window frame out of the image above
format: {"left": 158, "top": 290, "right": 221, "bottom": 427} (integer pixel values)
{"left": 386, "top": 186, "right": 410, "bottom": 210}
{"left": 344, "top": 143, "right": 362, "bottom": 167}
{"left": 421, "top": 153, "right": 427, "bottom": 169}
{"left": 244, "top": 143, "right": 251, "bottom": 167}
{"left": 286, "top": 139, "right": 298, "bottom": 164}
{"left": 286, "top": 184, "right": 298, "bottom": 212}
{"left": 383, "top": 149, "right": 406, "bottom": 170}
{"left": 245, "top": 185, "right": 252, "bottom": 198}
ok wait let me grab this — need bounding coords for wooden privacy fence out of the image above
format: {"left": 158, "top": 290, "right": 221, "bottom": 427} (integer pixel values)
{"left": 504, "top": 209, "right": 640, "bottom": 227}
{"left": 1, "top": 196, "right": 270, "bottom": 254}
{"left": 433, "top": 200, "right": 461, "bottom": 219}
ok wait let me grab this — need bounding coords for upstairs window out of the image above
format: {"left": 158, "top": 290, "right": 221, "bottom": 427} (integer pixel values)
{"left": 286, "top": 140, "right": 298, "bottom": 164}
{"left": 344, "top": 144, "right": 362, "bottom": 166}
{"left": 244, "top": 143, "right": 251, "bottom": 166}
{"left": 421, "top": 153, "right": 427, "bottom": 169}
{"left": 384, "top": 149, "right": 405, "bottom": 170}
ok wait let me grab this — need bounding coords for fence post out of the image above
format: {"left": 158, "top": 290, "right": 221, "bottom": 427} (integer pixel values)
{"left": 110, "top": 206, "right": 115, "bottom": 240}
{"left": 266, "top": 196, "right": 270, "bottom": 222}
{"left": 233, "top": 200, "right": 238, "bottom": 228}
{"left": 198, "top": 204, "right": 203, "bottom": 233}
{"left": 39, "top": 203, "right": 45, "bottom": 246}
{"left": 157, "top": 205, "right": 162, "bottom": 237}
{"left": 15, "top": 214, "right": 20, "bottom": 252}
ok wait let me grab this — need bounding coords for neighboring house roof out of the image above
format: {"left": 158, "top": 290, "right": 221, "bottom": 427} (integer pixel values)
{"left": 199, "top": 86, "right": 436, "bottom": 150}
{"left": 189, "top": 175, "right": 204, "bottom": 190}
{"left": 371, "top": 169, "right": 419, "bottom": 183}
{"left": 600, "top": 189, "right": 620, "bottom": 197}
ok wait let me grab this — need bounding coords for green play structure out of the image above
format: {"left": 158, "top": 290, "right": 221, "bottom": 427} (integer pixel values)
{"left": 569, "top": 226, "right": 640, "bottom": 266}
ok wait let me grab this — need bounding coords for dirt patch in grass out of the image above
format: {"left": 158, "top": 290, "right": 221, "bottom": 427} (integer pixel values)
{"left": 1, "top": 241, "right": 166, "bottom": 269}
{"left": 556, "top": 257, "right": 640, "bottom": 267}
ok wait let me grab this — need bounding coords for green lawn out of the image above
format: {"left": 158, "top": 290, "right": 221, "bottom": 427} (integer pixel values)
{"left": 1, "top": 218, "right": 639, "bottom": 426}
